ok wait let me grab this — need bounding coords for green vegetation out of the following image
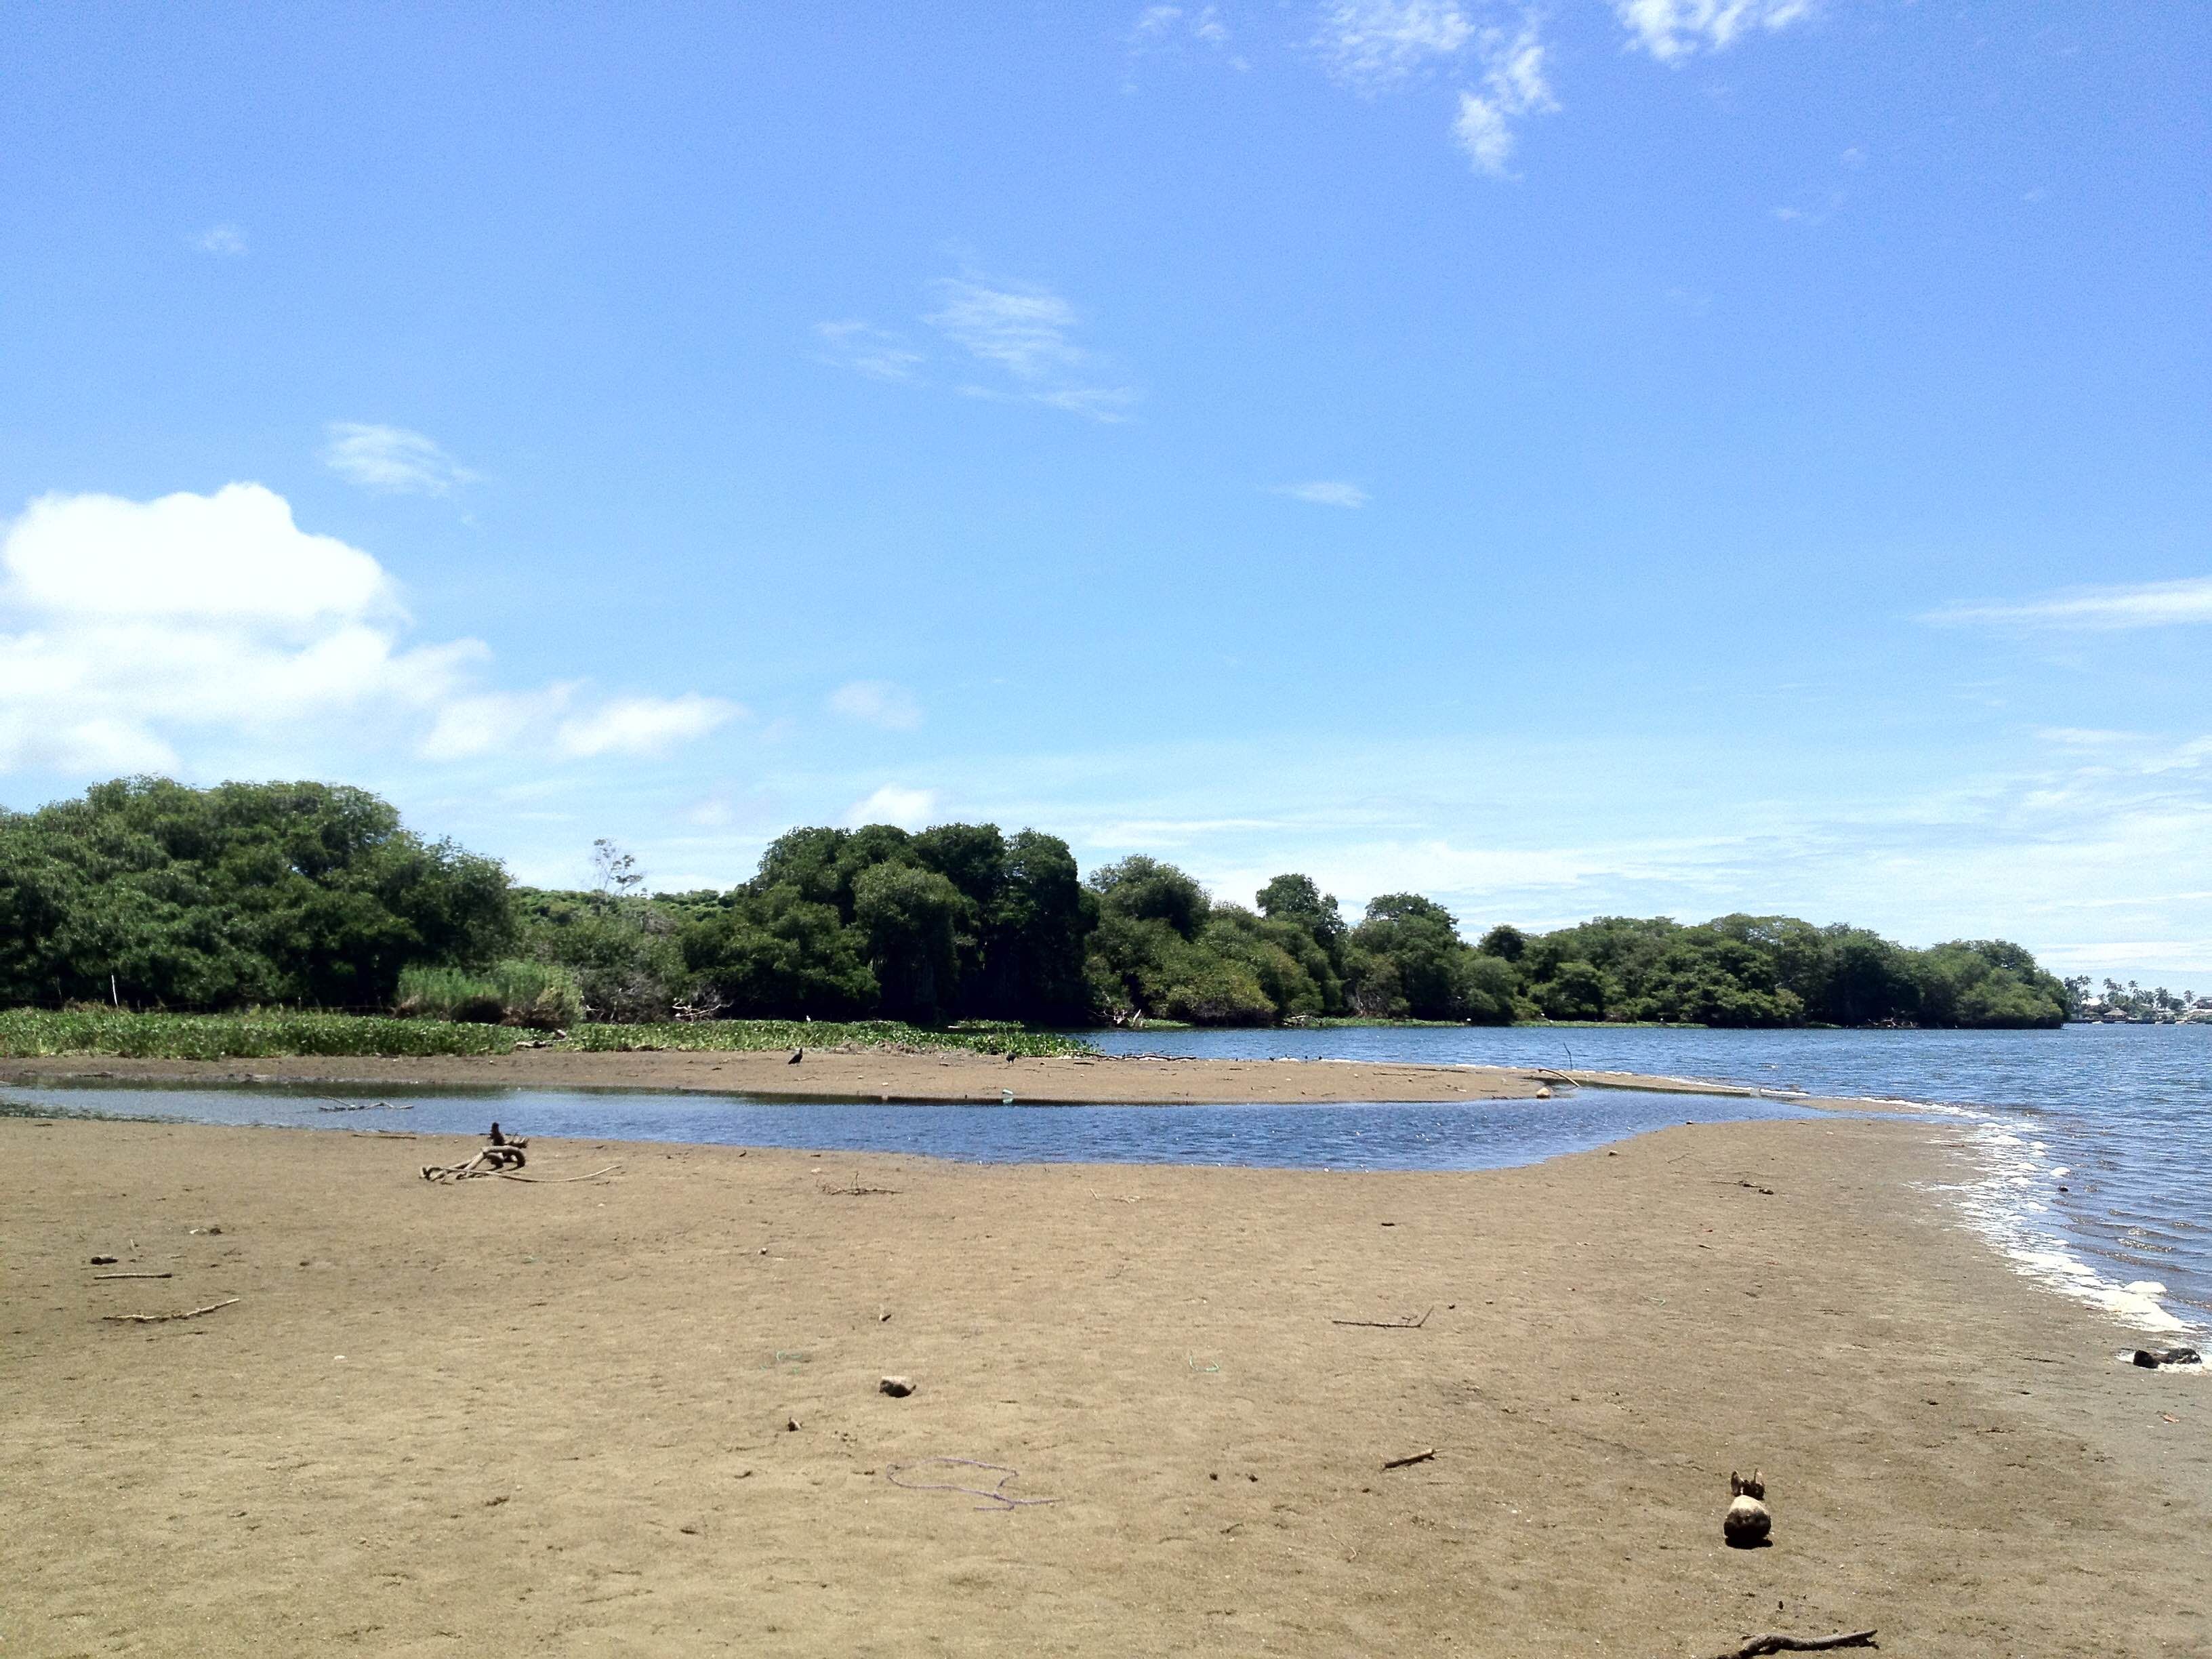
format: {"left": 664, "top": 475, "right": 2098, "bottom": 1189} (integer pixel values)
{"left": 393, "top": 960, "right": 583, "bottom": 1029}
{"left": 0, "top": 777, "right": 2070, "bottom": 1035}
{"left": 0, "top": 1008, "right": 520, "bottom": 1059}
{"left": 0, "top": 1007, "right": 1089, "bottom": 1061}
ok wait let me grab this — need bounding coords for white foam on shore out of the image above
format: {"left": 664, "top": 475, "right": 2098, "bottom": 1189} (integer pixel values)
{"left": 1921, "top": 1103, "right": 2199, "bottom": 1336}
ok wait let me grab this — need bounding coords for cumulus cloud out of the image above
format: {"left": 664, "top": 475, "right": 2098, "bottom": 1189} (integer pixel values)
{"left": 1274, "top": 480, "right": 1370, "bottom": 508}
{"left": 844, "top": 783, "right": 939, "bottom": 830}
{"left": 828, "top": 680, "right": 924, "bottom": 731}
{"left": 322, "top": 423, "right": 478, "bottom": 495}
{"left": 0, "top": 485, "right": 737, "bottom": 776}
{"left": 194, "top": 224, "right": 247, "bottom": 256}
{"left": 1612, "top": 0, "right": 1816, "bottom": 63}
{"left": 1924, "top": 576, "right": 2212, "bottom": 632}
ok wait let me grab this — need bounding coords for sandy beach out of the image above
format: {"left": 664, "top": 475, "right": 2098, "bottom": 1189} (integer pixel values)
{"left": 0, "top": 1046, "right": 1826, "bottom": 1107}
{"left": 3, "top": 1103, "right": 2205, "bottom": 1657}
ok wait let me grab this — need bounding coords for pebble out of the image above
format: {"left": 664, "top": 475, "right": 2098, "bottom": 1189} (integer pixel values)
{"left": 879, "top": 1376, "right": 916, "bottom": 1397}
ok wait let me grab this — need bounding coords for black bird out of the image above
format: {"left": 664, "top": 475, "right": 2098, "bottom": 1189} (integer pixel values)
{"left": 787, "top": 1048, "right": 804, "bottom": 1065}
{"left": 487, "top": 1122, "right": 507, "bottom": 1146}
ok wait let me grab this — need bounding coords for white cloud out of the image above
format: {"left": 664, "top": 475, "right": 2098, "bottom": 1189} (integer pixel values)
{"left": 321, "top": 423, "right": 478, "bottom": 495}
{"left": 1453, "top": 18, "right": 1556, "bottom": 176}
{"left": 924, "top": 277, "right": 1138, "bottom": 422}
{"left": 1274, "top": 480, "right": 1370, "bottom": 508}
{"left": 1924, "top": 576, "right": 2212, "bottom": 631}
{"left": 828, "top": 680, "right": 924, "bottom": 731}
{"left": 194, "top": 224, "right": 247, "bottom": 257}
{"left": 1612, "top": 0, "right": 1816, "bottom": 64}
{"left": 1314, "top": 0, "right": 1475, "bottom": 90}
{"left": 815, "top": 320, "right": 924, "bottom": 382}
{"left": 844, "top": 783, "right": 939, "bottom": 830}
{"left": 557, "top": 694, "right": 739, "bottom": 760}
{"left": 0, "top": 485, "right": 735, "bottom": 777}
{"left": 1130, "top": 3, "right": 1236, "bottom": 58}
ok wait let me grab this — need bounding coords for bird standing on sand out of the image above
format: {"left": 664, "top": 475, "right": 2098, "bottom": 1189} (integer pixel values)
{"left": 788, "top": 1048, "right": 803, "bottom": 1065}
{"left": 488, "top": 1122, "right": 507, "bottom": 1146}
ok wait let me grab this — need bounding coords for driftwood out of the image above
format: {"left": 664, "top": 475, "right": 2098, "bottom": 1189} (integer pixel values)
{"left": 1381, "top": 1448, "right": 1436, "bottom": 1470}
{"left": 421, "top": 1143, "right": 528, "bottom": 1183}
{"left": 94, "top": 1271, "right": 171, "bottom": 1280}
{"left": 1699, "top": 1634, "right": 1877, "bottom": 1659}
{"left": 102, "top": 1297, "right": 239, "bottom": 1325}
{"left": 1331, "top": 1307, "right": 1433, "bottom": 1330}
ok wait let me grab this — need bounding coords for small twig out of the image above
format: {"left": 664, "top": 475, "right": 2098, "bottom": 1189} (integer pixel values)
{"left": 1331, "top": 1306, "right": 1433, "bottom": 1330}
{"left": 102, "top": 1297, "right": 239, "bottom": 1326}
{"left": 1699, "top": 1633, "right": 1878, "bottom": 1659}
{"left": 94, "top": 1271, "right": 171, "bottom": 1280}
{"left": 1381, "top": 1448, "right": 1436, "bottom": 1470}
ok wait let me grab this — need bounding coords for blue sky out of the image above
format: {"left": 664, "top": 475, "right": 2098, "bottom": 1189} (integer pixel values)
{"left": 3, "top": 2, "right": 2207, "bottom": 983}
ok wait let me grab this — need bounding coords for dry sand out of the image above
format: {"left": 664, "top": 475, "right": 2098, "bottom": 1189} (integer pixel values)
{"left": 3, "top": 1111, "right": 2205, "bottom": 1657}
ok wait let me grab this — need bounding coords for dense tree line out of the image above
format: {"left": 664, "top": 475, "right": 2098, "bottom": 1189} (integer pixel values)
{"left": 0, "top": 780, "right": 2070, "bottom": 1029}
{"left": 0, "top": 778, "right": 510, "bottom": 1009}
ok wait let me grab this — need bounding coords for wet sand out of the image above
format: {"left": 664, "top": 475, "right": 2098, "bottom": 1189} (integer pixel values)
{"left": 0, "top": 1046, "right": 1816, "bottom": 1106}
{"left": 3, "top": 1112, "right": 2205, "bottom": 1657}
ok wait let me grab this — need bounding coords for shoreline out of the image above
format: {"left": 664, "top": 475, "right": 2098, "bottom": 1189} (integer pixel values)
{"left": 0, "top": 1047, "right": 1875, "bottom": 1110}
{"left": 3, "top": 1112, "right": 2205, "bottom": 1654}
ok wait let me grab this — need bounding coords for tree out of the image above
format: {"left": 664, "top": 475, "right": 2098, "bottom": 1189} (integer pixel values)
{"left": 853, "top": 862, "right": 968, "bottom": 1023}
{"left": 1089, "top": 856, "right": 1210, "bottom": 938}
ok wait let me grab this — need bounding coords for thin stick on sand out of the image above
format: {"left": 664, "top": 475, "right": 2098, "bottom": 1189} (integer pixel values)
{"left": 1381, "top": 1448, "right": 1437, "bottom": 1470}
{"left": 1331, "top": 1306, "right": 1432, "bottom": 1330}
{"left": 1700, "top": 1633, "right": 1878, "bottom": 1659}
{"left": 101, "top": 1298, "right": 239, "bottom": 1325}
{"left": 94, "top": 1271, "right": 172, "bottom": 1280}
{"left": 495, "top": 1163, "right": 622, "bottom": 1184}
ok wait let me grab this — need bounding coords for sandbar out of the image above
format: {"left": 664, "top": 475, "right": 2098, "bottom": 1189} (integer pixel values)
{"left": 2, "top": 1111, "right": 2204, "bottom": 1656}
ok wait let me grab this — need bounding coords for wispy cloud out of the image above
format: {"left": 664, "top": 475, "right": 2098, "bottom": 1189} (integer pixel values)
{"left": 557, "top": 693, "right": 739, "bottom": 760}
{"left": 1454, "top": 16, "right": 1556, "bottom": 176}
{"left": 1925, "top": 576, "right": 2212, "bottom": 632}
{"left": 1129, "top": 3, "right": 1238, "bottom": 60}
{"left": 1314, "top": 0, "right": 1475, "bottom": 91}
{"left": 194, "top": 224, "right": 247, "bottom": 257}
{"left": 1274, "top": 480, "right": 1370, "bottom": 508}
{"left": 322, "top": 423, "right": 478, "bottom": 495}
{"left": 1612, "top": 0, "right": 1817, "bottom": 64}
{"left": 828, "top": 679, "right": 924, "bottom": 731}
{"left": 926, "top": 277, "right": 1139, "bottom": 422}
{"left": 814, "top": 320, "right": 924, "bottom": 382}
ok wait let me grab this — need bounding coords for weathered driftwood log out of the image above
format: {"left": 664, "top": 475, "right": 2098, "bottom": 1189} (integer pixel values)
{"left": 420, "top": 1143, "right": 528, "bottom": 1183}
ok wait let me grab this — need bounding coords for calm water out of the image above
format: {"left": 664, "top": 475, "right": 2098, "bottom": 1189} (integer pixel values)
{"left": 0, "top": 1079, "right": 1820, "bottom": 1174}
{"left": 1088, "top": 1023, "right": 2212, "bottom": 1334}
{"left": 6, "top": 1021, "right": 2203, "bottom": 1337}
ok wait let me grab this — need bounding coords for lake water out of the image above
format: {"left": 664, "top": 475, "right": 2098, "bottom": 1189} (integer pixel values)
{"left": 1088, "top": 1023, "right": 2212, "bottom": 1338}
{"left": 5, "top": 1021, "right": 2203, "bottom": 1339}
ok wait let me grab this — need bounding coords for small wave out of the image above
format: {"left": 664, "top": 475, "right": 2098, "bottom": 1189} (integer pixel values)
{"left": 1935, "top": 1109, "right": 2200, "bottom": 1337}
